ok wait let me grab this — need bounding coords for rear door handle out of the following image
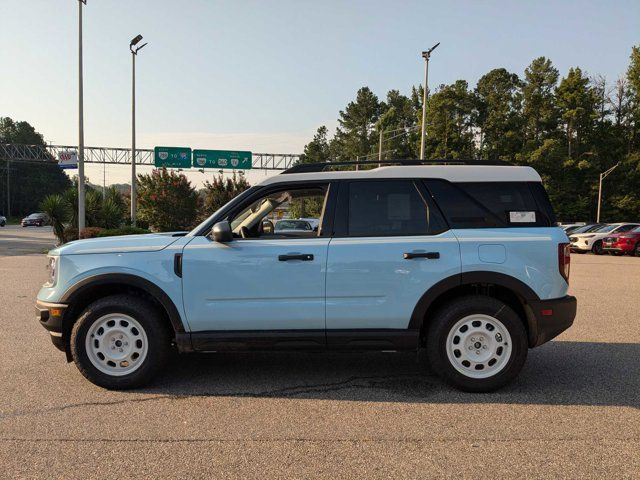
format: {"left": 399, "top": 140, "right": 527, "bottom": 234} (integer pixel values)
{"left": 278, "top": 254, "right": 314, "bottom": 261}
{"left": 403, "top": 252, "right": 440, "bottom": 260}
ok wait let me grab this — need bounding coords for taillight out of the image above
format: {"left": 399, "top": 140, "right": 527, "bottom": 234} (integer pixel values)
{"left": 558, "top": 243, "right": 570, "bottom": 283}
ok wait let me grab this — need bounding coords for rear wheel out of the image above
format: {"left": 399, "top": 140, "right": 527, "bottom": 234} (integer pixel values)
{"left": 70, "top": 294, "right": 171, "bottom": 389}
{"left": 634, "top": 243, "right": 640, "bottom": 257}
{"left": 592, "top": 240, "right": 604, "bottom": 255}
{"left": 426, "top": 296, "right": 528, "bottom": 392}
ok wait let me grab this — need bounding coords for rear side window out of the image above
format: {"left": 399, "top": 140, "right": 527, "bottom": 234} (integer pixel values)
{"left": 424, "top": 180, "right": 554, "bottom": 228}
{"left": 342, "top": 180, "right": 447, "bottom": 236}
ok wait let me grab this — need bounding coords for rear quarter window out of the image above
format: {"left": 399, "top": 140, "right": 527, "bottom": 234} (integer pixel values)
{"left": 424, "top": 180, "right": 555, "bottom": 228}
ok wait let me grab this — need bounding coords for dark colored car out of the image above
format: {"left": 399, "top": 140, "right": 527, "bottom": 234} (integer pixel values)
{"left": 0, "top": 215, "right": 6, "bottom": 227}
{"left": 21, "top": 213, "right": 47, "bottom": 227}
{"left": 602, "top": 226, "right": 640, "bottom": 256}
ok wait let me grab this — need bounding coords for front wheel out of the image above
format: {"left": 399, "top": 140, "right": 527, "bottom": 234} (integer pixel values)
{"left": 426, "top": 296, "right": 528, "bottom": 392}
{"left": 592, "top": 240, "right": 604, "bottom": 255}
{"left": 70, "top": 294, "right": 171, "bottom": 389}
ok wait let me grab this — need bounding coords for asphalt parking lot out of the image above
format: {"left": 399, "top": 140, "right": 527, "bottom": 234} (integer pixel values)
{"left": 0, "top": 229, "right": 638, "bottom": 478}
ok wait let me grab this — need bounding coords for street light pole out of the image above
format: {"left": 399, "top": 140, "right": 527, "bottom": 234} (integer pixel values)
{"left": 78, "top": 0, "right": 87, "bottom": 231}
{"left": 419, "top": 42, "right": 439, "bottom": 160}
{"left": 129, "top": 35, "right": 147, "bottom": 226}
{"left": 596, "top": 163, "right": 620, "bottom": 223}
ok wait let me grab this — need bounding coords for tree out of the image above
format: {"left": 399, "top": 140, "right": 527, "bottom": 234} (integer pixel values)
{"left": 522, "top": 57, "right": 560, "bottom": 145}
{"left": 137, "top": 168, "right": 198, "bottom": 231}
{"left": 475, "top": 68, "right": 523, "bottom": 160}
{"left": 300, "top": 126, "right": 331, "bottom": 164}
{"left": 556, "top": 67, "right": 597, "bottom": 157}
{"left": 201, "top": 172, "right": 250, "bottom": 218}
{"left": 0, "top": 117, "right": 71, "bottom": 217}
{"left": 423, "top": 80, "right": 476, "bottom": 159}
{"left": 332, "top": 87, "right": 382, "bottom": 161}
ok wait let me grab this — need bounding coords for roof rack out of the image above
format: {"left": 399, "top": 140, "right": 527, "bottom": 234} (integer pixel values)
{"left": 282, "top": 159, "right": 513, "bottom": 174}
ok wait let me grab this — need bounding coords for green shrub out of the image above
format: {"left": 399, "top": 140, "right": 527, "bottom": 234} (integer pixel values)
{"left": 79, "top": 227, "right": 104, "bottom": 239}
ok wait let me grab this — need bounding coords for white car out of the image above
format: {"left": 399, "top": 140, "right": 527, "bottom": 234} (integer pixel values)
{"left": 569, "top": 223, "right": 640, "bottom": 254}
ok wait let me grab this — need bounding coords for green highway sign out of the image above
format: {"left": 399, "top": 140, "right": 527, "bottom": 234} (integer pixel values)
{"left": 192, "top": 149, "right": 252, "bottom": 170}
{"left": 154, "top": 146, "right": 192, "bottom": 168}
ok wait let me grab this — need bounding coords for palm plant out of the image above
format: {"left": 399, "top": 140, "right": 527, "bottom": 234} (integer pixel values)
{"left": 40, "top": 194, "right": 71, "bottom": 244}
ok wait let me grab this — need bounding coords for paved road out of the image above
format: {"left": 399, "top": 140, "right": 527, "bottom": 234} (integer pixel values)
{"left": 0, "top": 233, "right": 638, "bottom": 478}
{"left": 0, "top": 224, "right": 56, "bottom": 255}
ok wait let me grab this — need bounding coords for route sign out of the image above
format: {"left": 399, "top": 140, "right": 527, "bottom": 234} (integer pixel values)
{"left": 154, "top": 146, "right": 192, "bottom": 168}
{"left": 192, "top": 149, "right": 252, "bottom": 170}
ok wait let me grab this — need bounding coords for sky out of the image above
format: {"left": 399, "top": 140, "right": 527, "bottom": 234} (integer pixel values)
{"left": 1, "top": 0, "right": 639, "bottom": 185}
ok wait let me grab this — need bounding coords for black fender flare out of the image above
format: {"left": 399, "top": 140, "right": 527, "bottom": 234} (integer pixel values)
{"left": 60, "top": 273, "right": 186, "bottom": 334}
{"left": 408, "top": 271, "right": 540, "bottom": 330}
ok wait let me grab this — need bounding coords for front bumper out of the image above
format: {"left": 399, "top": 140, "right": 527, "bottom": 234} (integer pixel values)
{"left": 527, "top": 295, "right": 577, "bottom": 347}
{"left": 36, "top": 300, "right": 68, "bottom": 352}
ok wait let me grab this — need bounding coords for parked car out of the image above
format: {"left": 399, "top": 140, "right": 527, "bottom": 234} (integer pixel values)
{"left": 569, "top": 223, "right": 640, "bottom": 254}
{"left": 274, "top": 219, "right": 314, "bottom": 234}
{"left": 560, "top": 223, "right": 586, "bottom": 234}
{"left": 36, "top": 161, "right": 576, "bottom": 392}
{"left": 0, "top": 214, "right": 6, "bottom": 227}
{"left": 602, "top": 225, "right": 640, "bottom": 256}
{"left": 21, "top": 213, "right": 48, "bottom": 227}
{"left": 568, "top": 223, "right": 605, "bottom": 235}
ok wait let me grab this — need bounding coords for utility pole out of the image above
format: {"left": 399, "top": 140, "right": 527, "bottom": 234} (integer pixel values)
{"left": 5, "top": 159, "right": 9, "bottom": 218}
{"left": 378, "top": 128, "right": 383, "bottom": 167}
{"left": 130, "top": 34, "right": 147, "bottom": 226}
{"left": 419, "top": 42, "right": 439, "bottom": 160}
{"left": 596, "top": 163, "right": 620, "bottom": 222}
{"left": 78, "top": 0, "right": 87, "bottom": 231}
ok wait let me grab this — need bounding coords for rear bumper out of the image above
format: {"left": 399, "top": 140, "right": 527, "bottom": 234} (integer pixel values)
{"left": 527, "top": 295, "right": 577, "bottom": 347}
{"left": 36, "top": 300, "right": 67, "bottom": 352}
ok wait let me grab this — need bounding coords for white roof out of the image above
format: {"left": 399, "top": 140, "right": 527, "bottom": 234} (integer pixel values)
{"left": 258, "top": 165, "right": 541, "bottom": 186}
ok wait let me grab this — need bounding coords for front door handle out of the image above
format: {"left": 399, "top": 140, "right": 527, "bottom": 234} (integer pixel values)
{"left": 278, "top": 253, "right": 314, "bottom": 261}
{"left": 403, "top": 251, "right": 440, "bottom": 260}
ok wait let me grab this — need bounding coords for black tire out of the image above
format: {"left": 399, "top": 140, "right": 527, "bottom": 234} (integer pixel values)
{"left": 70, "top": 294, "right": 171, "bottom": 389}
{"left": 592, "top": 240, "right": 604, "bottom": 255}
{"left": 426, "top": 295, "right": 528, "bottom": 393}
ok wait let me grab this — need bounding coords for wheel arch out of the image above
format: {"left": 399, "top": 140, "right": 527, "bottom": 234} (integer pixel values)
{"left": 59, "top": 273, "right": 185, "bottom": 360}
{"left": 410, "top": 272, "right": 540, "bottom": 347}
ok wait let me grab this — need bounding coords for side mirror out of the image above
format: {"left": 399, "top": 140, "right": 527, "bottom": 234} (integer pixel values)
{"left": 211, "top": 221, "right": 233, "bottom": 242}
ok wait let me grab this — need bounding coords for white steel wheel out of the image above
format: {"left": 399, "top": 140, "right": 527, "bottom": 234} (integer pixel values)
{"left": 85, "top": 313, "right": 149, "bottom": 376}
{"left": 445, "top": 314, "right": 513, "bottom": 379}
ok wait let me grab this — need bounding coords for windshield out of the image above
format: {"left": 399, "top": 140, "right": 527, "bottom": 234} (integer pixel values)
{"left": 573, "top": 224, "right": 601, "bottom": 234}
{"left": 632, "top": 226, "right": 640, "bottom": 233}
{"left": 276, "top": 220, "right": 311, "bottom": 231}
{"left": 594, "top": 224, "right": 617, "bottom": 233}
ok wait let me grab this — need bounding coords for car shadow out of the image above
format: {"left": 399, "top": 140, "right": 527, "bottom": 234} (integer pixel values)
{"left": 139, "top": 341, "right": 639, "bottom": 408}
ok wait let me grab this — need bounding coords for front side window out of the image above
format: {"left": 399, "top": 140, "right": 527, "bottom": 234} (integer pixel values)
{"left": 345, "top": 180, "right": 446, "bottom": 237}
{"left": 228, "top": 184, "right": 328, "bottom": 239}
{"left": 614, "top": 224, "right": 638, "bottom": 233}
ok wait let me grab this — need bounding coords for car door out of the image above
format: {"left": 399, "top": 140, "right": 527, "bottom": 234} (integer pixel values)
{"left": 325, "top": 179, "right": 461, "bottom": 346}
{"left": 181, "top": 182, "right": 334, "bottom": 338}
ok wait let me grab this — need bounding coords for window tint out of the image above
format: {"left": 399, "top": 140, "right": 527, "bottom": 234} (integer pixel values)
{"left": 424, "top": 180, "right": 554, "bottom": 228}
{"left": 615, "top": 224, "right": 638, "bottom": 233}
{"left": 346, "top": 180, "right": 446, "bottom": 236}
{"left": 423, "top": 180, "right": 503, "bottom": 229}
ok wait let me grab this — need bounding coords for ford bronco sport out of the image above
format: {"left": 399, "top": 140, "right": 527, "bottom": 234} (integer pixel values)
{"left": 36, "top": 161, "right": 576, "bottom": 392}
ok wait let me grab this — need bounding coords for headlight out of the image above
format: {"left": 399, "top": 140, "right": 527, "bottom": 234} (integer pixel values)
{"left": 45, "top": 256, "right": 58, "bottom": 287}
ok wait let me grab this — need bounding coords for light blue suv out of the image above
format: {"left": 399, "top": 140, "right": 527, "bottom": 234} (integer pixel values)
{"left": 36, "top": 161, "right": 576, "bottom": 392}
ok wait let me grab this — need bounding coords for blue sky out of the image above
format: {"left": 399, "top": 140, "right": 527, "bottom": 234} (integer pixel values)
{"left": 1, "top": 0, "right": 638, "bottom": 182}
